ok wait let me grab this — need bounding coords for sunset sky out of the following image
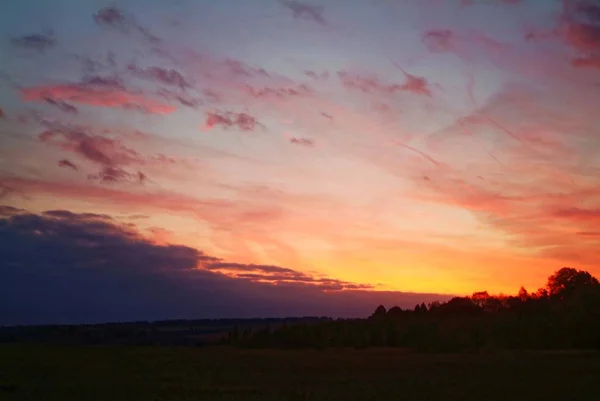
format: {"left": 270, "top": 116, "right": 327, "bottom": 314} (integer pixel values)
{"left": 1, "top": 0, "right": 600, "bottom": 324}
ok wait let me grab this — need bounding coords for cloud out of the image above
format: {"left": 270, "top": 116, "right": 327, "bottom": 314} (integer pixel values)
{"left": 546, "top": 1, "right": 600, "bottom": 69}
{"left": 81, "top": 75, "right": 125, "bottom": 90}
{"left": 39, "top": 128, "right": 144, "bottom": 167}
{"left": 21, "top": 79, "right": 175, "bottom": 115}
{"left": 338, "top": 71, "right": 404, "bottom": 94}
{"left": 157, "top": 89, "right": 202, "bottom": 108}
{"left": 0, "top": 176, "right": 287, "bottom": 233}
{"left": 57, "top": 159, "right": 78, "bottom": 171}
{"left": 304, "top": 70, "right": 329, "bottom": 80}
{"left": 204, "top": 111, "right": 261, "bottom": 131}
{"left": 11, "top": 32, "right": 56, "bottom": 52}
{"left": 564, "top": 22, "right": 600, "bottom": 52}
{"left": 127, "top": 64, "right": 192, "bottom": 90}
{"left": 93, "top": 5, "right": 159, "bottom": 43}
{"left": 321, "top": 112, "right": 333, "bottom": 121}
{"left": 279, "top": 0, "right": 328, "bottom": 26}
{"left": 0, "top": 209, "right": 449, "bottom": 325}
{"left": 289, "top": 137, "right": 315, "bottom": 147}
{"left": 87, "top": 167, "right": 147, "bottom": 184}
{"left": 460, "top": 0, "right": 522, "bottom": 6}
{"left": 571, "top": 56, "right": 600, "bottom": 70}
{"left": 422, "top": 29, "right": 456, "bottom": 53}
{"left": 576, "top": 231, "right": 600, "bottom": 238}
{"left": 168, "top": 50, "right": 319, "bottom": 109}
{"left": 42, "top": 97, "right": 79, "bottom": 114}
{"left": 243, "top": 84, "right": 312, "bottom": 100}
{"left": 0, "top": 182, "right": 14, "bottom": 200}
{"left": 220, "top": 59, "right": 270, "bottom": 79}
{"left": 38, "top": 126, "right": 163, "bottom": 184}
{"left": 572, "top": 1, "right": 600, "bottom": 24}
{"left": 392, "top": 63, "right": 434, "bottom": 97}
{"left": 0, "top": 205, "right": 23, "bottom": 217}
{"left": 552, "top": 207, "right": 600, "bottom": 223}
{"left": 204, "top": 262, "right": 370, "bottom": 290}
{"left": 338, "top": 69, "right": 432, "bottom": 96}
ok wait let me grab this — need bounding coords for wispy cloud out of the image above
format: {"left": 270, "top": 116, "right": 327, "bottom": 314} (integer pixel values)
{"left": 57, "top": 159, "right": 78, "bottom": 171}
{"left": 11, "top": 32, "right": 56, "bottom": 52}
{"left": 87, "top": 167, "right": 147, "bottom": 184}
{"left": 37, "top": 125, "right": 171, "bottom": 184}
{"left": 204, "top": 111, "right": 261, "bottom": 132}
{"left": 42, "top": 97, "right": 79, "bottom": 114}
{"left": 21, "top": 79, "right": 175, "bottom": 115}
{"left": 39, "top": 128, "right": 144, "bottom": 167}
{"left": 93, "top": 5, "right": 159, "bottom": 43}
{"left": 204, "top": 262, "right": 371, "bottom": 290}
{"left": 279, "top": 0, "right": 328, "bottom": 26}
{"left": 338, "top": 69, "right": 432, "bottom": 96}
{"left": 560, "top": 1, "right": 600, "bottom": 69}
{"left": 289, "top": 137, "right": 315, "bottom": 147}
{"left": 127, "top": 64, "right": 192, "bottom": 90}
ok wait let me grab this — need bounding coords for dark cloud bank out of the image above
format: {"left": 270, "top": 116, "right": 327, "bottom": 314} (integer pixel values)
{"left": 0, "top": 208, "right": 450, "bottom": 326}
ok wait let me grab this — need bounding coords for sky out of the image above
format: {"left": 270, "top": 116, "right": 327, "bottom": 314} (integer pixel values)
{"left": 1, "top": 0, "right": 600, "bottom": 324}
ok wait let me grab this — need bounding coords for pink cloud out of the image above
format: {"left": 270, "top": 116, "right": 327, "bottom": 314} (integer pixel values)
{"left": 21, "top": 83, "right": 175, "bottom": 115}
{"left": 338, "top": 70, "right": 403, "bottom": 94}
{"left": 422, "top": 29, "right": 456, "bottom": 53}
{"left": 39, "top": 129, "right": 144, "bottom": 167}
{"left": 204, "top": 111, "right": 261, "bottom": 132}
{"left": 289, "top": 137, "right": 315, "bottom": 147}
{"left": 571, "top": 56, "right": 600, "bottom": 69}
{"left": 36, "top": 124, "right": 189, "bottom": 185}
{"left": 243, "top": 83, "right": 312, "bottom": 100}
{"left": 564, "top": 22, "right": 600, "bottom": 52}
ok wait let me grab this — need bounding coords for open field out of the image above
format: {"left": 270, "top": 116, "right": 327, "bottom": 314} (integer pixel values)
{"left": 1, "top": 345, "right": 599, "bottom": 401}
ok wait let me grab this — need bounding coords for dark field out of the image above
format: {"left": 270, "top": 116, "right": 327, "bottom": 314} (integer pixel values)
{"left": 1, "top": 345, "right": 600, "bottom": 401}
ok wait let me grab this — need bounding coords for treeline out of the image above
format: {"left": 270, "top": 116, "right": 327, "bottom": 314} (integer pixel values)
{"left": 223, "top": 268, "right": 600, "bottom": 351}
{"left": 0, "top": 317, "right": 329, "bottom": 346}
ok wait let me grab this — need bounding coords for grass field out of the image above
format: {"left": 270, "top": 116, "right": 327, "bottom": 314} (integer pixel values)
{"left": 1, "top": 345, "right": 599, "bottom": 400}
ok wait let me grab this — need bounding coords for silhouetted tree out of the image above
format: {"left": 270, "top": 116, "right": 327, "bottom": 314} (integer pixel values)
{"left": 217, "top": 268, "right": 600, "bottom": 352}
{"left": 546, "top": 267, "right": 599, "bottom": 300}
{"left": 369, "top": 304, "right": 387, "bottom": 320}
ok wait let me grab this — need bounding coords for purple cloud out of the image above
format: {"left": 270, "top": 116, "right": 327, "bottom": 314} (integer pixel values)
{"left": 279, "top": 0, "right": 328, "bottom": 26}
{"left": 11, "top": 32, "right": 56, "bottom": 52}
{"left": 204, "top": 111, "right": 261, "bottom": 132}
{"left": 43, "top": 97, "right": 79, "bottom": 114}
{"left": 57, "top": 159, "right": 78, "bottom": 171}
{"left": 127, "top": 64, "right": 192, "bottom": 90}
{"left": 93, "top": 5, "right": 159, "bottom": 43}
{"left": 0, "top": 209, "right": 450, "bottom": 325}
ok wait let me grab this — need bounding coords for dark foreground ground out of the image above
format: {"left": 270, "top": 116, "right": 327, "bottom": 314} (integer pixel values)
{"left": 1, "top": 345, "right": 599, "bottom": 401}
